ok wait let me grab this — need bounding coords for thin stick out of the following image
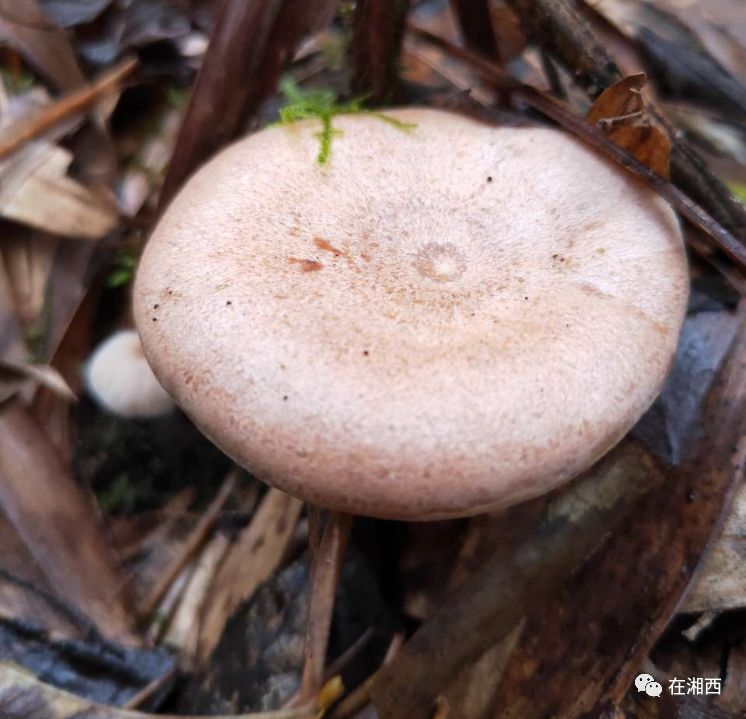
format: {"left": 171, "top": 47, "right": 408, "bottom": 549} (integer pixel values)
{"left": 0, "top": 57, "right": 138, "bottom": 162}
{"left": 122, "top": 665, "right": 178, "bottom": 710}
{"left": 296, "top": 510, "right": 353, "bottom": 703}
{"left": 409, "top": 24, "right": 746, "bottom": 270}
{"left": 139, "top": 469, "right": 238, "bottom": 620}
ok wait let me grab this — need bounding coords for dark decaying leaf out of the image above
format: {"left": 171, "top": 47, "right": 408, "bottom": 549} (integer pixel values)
{"left": 0, "top": 0, "right": 84, "bottom": 91}
{"left": 0, "top": 662, "right": 315, "bottom": 718}
{"left": 371, "top": 439, "right": 669, "bottom": 719}
{"left": 485, "top": 306, "right": 746, "bottom": 718}
{"left": 633, "top": 303, "right": 741, "bottom": 465}
{"left": 0, "top": 617, "right": 174, "bottom": 709}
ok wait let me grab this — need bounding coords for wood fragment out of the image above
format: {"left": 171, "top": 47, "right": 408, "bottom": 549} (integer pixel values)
{"left": 502, "top": 0, "right": 619, "bottom": 96}
{"left": 350, "top": 0, "right": 411, "bottom": 103}
{"left": 448, "top": 0, "right": 497, "bottom": 59}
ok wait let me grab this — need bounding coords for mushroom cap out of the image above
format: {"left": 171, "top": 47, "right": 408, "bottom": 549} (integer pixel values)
{"left": 85, "top": 329, "right": 174, "bottom": 419}
{"left": 134, "top": 108, "right": 688, "bottom": 520}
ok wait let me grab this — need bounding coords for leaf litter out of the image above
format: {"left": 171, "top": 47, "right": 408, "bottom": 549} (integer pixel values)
{"left": 1, "top": 1, "right": 746, "bottom": 719}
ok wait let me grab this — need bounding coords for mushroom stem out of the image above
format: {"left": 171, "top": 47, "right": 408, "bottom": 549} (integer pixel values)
{"left": 295, "top": 509, "right": 353, "bottom": 704}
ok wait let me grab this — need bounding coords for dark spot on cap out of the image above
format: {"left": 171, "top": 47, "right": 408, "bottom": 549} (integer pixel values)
{"left": 363, "top": 350, "right": 369, "bottom": 356}
{"left": 152, "top": 317, "right": 157, "bottom": 321}
{"left": 153, "top": 303, "right": 159, "bottom": 309}
{"left": 226, "top": 300, "right": 232, "bottom": 305}
{"left": 487, "top": 176, "right": 493, "bottom": 183}
{"left": 283, "top": 395, "right": 288, "bottom": 401}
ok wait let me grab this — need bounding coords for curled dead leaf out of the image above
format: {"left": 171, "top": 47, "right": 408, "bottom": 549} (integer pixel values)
{"left": 586, "top": 72, "right": 672, "bottom": 179}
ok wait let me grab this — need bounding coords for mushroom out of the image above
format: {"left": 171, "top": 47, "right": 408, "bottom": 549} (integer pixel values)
{"left": 85, "top": 329, "right": 174, "bottom": 419}
{"left": 134, "top": 108, "right": 688, "bottom": 520}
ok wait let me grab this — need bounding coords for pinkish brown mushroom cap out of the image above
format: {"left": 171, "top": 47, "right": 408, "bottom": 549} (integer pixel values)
{"left": 134, "top": 108, "right": 688, "bottom": 520}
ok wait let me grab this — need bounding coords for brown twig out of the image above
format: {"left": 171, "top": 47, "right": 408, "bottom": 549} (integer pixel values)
{"left": 122, "top": 665, "right": 178, "bottom": 710}
{"left": 349, "top": 0, "right": 411, "bottom": 103}
{"left": 295, "top": 510, "right": 353, "bottom": 704}
{"left": 139, "top": 469, "right": 238, "bottom": 621}
{"left": 408, "top": 25, "right": 746, "bottom": 270}
{"left": 503, "top": 0, "right": 618, "bottom": 96}
{"left": 448, "top": 0, "right": 497, "bottom": 59}
{"left": 328, "top": 632, "right": 404, "bottom": 719}
{"left": 0, "top": 57, "right": 137, "bottom": 162}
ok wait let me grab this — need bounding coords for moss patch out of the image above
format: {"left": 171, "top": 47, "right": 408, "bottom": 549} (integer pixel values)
{"left": 275, "top": 77, "right": 416, "bottom": 165}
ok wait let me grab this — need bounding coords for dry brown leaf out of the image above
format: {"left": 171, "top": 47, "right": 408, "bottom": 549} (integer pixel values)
{"left": 0, "top": 0, "right": 84, "bottom": 91}
{"left": 0, "top": 141, "right": 118, "bottom": 238}
{"left": 0, "top": 252, "right": 27, "bottom": 403}
{"left": 586, "top": 72, "right": 672, "bottom": 178}
{"left": 0, "top": 358, "right": 76, "bottom": 400}
{"left": 0, "top": 399, "right": 136, "bottom": 642}
{"left": 1, "top": 230, "right": 58, "bottom": 333}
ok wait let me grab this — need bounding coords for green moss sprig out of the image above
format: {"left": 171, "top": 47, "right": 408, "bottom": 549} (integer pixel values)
{"left": 275, "top": 77, "right": 416, "bottom": 165}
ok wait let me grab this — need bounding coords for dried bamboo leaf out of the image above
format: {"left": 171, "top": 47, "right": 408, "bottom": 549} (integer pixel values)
{"left": 0, "top": 400, "right": 136, "bottom": 642}
{"left": 0, "top": 141, "right": 118, "bottom": 239}
{"left": 0, "top": 358, "right": 75, "bottom": 400}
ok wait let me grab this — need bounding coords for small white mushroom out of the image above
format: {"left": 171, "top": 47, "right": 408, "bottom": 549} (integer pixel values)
{"left": 84, "top": 329, "right": 174, "bottom": 419}
{"left": 134, "top": 108, "right": 689, "bottom": 519}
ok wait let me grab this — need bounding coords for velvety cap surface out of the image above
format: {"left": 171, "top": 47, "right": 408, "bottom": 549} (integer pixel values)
{"left": 134, "top": 108, "right": 688, "bottom": 519}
